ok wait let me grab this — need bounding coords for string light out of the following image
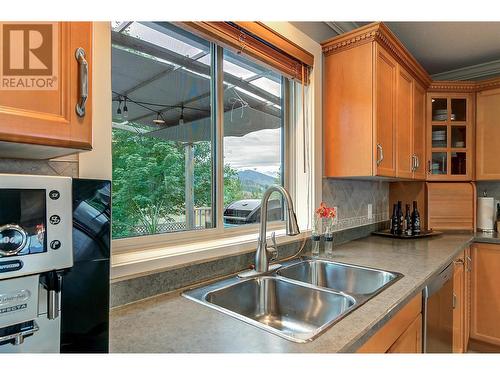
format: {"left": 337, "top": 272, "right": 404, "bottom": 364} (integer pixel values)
{"left": 123, "top": 98, "right": 128, "bottom": 118}
{"left": 179, "top": 106, "right": 184, "bottom": 126}
{"left": 153, "top": 112, "right": 165, "bottom": 125}
{"left": 116, "top": 98, "right": 123, "bottom": 119}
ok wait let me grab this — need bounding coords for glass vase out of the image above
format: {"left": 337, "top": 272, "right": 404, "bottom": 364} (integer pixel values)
{"left": 311, "top": 231, "right": 321, "bottom": 257}
{"left": 324, "top": 220, "right": 334, "bottom": 257}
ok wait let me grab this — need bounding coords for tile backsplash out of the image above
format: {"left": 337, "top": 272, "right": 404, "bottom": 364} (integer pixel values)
{"left": 0, "top": 157, "right": 78, "bottom": 177}
{"left": 322, "top": 179, "right": 389, "bottom": 231}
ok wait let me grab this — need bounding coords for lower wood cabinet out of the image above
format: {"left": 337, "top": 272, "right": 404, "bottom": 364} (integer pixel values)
{"left": 464, "top": 247, "right": 472, "bottom": 351}
{"left": 471, "top": 243, "right": 500, "bottom": 348}
{"left": 452, "top": 249, "right": 466, "bottom": 353}
{"left": 357, "top": 293, "right": 422, "bottom": 353}
{"left": 387, "top": 314, "right": 422, "bottom": 353}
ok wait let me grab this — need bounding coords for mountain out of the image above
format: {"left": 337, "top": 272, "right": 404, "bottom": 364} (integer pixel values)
{"left": 238, "top": 169, "right": 276, "bottom": 186}
{"left": 234, "top": 169, "right": 276, "bottom": 198}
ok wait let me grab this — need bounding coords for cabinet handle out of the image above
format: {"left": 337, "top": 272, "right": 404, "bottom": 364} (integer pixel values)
{"left": 75, "top": 47, "right": 88, "bottom": 117}
{"left": 415, "top": 155, "right": 420, "bottom": 171}
{"left": 454, "top": 258, "right": 464, "bottom": 265}
{"left": 452, "top": 293, "right": 457, "bottom": 309}
{"left": 376, "top": 144, "right": 384, "bottom": 166}
{"left": 466, "top": 255, "right": 472, "bottom": 272}
{"left": 427, "top": 160, "right": 432, "bottom": 174}
{"left": 411, "top": 154, "right": 419, "bottom": 172}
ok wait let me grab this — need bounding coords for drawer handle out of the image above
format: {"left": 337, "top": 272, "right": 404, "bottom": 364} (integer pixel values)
{"left": 75, "top": 47, "right": 88, "bottom": 117}
{"left": 0, "top": 321, "right": 38, "bottom": 346}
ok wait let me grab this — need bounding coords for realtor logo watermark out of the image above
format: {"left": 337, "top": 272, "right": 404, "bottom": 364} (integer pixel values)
{"left": 0, "top": 22, "right": 58, "bottom": 90}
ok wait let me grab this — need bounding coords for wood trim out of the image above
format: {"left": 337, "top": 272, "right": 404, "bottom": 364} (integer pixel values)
{"left": 476, "top": 76, "right": 500, "bottom": 91}
{"left": 357, "top": 293, "right": 422, "bottom": 353}
{"left": 321, "top": 22, "right": 431, "bottom": 88}
{"left": 429, "top": 77, "right": 500, "bottom": 93}
{"left": 428, "top": 81, "right": 478, "bottom": 93}
{"left": 233, "top": 22, "right": 314, "bottom": 66}
{"left": 178, "top": 22, "right": 310, "bottom": 83}
{"left": 321, "top": 22, "right": 500, "bottom": 94}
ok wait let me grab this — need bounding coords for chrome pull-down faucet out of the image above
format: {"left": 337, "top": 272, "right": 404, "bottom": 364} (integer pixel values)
{"left": 254, "top": 185, "right": 300, "bottom": 273}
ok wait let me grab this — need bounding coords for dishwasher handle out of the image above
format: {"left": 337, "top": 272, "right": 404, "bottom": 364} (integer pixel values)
{"left": 425, "top": 263, "right": 453, "bottom": 298}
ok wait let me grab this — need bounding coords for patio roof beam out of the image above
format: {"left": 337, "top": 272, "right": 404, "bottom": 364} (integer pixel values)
{"left": 115, "top": 21, "right": 133, "bottom": 33}
{"left": 121, "top": 51, "right": 209, "bottom": 98}
{"left": 111, "top": 31, "right": 280, "bottom": 105}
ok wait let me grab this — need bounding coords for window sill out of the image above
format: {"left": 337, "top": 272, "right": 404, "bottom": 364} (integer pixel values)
{"left": 111, "top": 229, "right": 311, "bottom": 282}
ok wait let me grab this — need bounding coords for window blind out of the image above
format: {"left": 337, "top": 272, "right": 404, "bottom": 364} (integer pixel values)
{"left": 178, "top": 21, "right": 313, "bottom": 84}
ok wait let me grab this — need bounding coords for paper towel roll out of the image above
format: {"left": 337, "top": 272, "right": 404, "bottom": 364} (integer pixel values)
{"left": 477, "top": 197, "right": 495, "bottom": 232}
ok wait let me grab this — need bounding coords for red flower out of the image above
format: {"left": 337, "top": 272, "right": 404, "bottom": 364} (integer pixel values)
{"left": 315, "top": 202, "right": 336, "bottom": 219}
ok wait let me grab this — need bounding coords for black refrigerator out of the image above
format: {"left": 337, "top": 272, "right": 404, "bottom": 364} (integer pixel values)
{"left": 61, "top": 178, "right": 111, "bottom": 353}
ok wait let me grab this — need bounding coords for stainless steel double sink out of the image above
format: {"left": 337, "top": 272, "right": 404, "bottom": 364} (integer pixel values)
{"left": 183, "top": 257, "right": 402, "bottom": 343}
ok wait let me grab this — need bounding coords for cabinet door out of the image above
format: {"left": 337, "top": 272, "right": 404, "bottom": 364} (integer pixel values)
{"left": 0, "top": 22, "right": 92, "bottom": 156}
{"left": 452, "top": 251, "right": 465, "bottom": 353}
{"left": 476, "top": 88, "right": 500, "bottom": 180}
{"left": 426, "top": 93, "right": 474, "bottom": 181}
{"left": 375, "top": 46, "right": 397, "bottom": 177}
{"left": 464, "top": 247, "right": 471, "bottom": 351}
{"left": 387, "top": 314, "right": 422, "bottom": 353}
{"left": 413, "top": 82, "right": 426, "bottom": 179}
{"left": 396, "top": 65, "right": 414, "bottom": 179}
{"left": 357, "top": 293, "right": 422, "bottom": 353}
{"left": 323, "top": 42, "right": 374, "bottom": 177}
{"left": 471, "top": 243, "right": 500, "bottom": 347}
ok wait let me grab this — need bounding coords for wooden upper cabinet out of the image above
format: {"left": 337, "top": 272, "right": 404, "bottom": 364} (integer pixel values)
{"left": 476, "top": 87, "right": 500, "bottom": 180}
{"left": 413, "top": 82, "right": 426, "bottom": 179}
{"left": 323, "top": 42, "right": 374, "bottom": 177}
{"left": 375, "top": 46, "right": 397, "bottom": 177}
{"left": 0, "top": 22, "right": 93, "bottom": 159}
{"left": 396, "top": 64, "right": 414, "bottom": 179}
{"left": 322, "top": 22, "right": 431, "bottom": 179}
{"left": 426, "top": 92, "right": 474, "bottom": 181}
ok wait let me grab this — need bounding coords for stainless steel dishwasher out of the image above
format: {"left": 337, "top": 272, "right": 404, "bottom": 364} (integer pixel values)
{"left": 422, "top": 262, "right": 454, "bottom": 353}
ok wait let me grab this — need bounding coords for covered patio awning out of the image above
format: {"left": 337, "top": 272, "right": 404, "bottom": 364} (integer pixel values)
{"left": 111, "top": 21, "right": 283, "bottom": 143}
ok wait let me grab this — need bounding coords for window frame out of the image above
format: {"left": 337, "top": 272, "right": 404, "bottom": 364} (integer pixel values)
{"left": 111, "top": 34, "right": 294, "bottom": 255}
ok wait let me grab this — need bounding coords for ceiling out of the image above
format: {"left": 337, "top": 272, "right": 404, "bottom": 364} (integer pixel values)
{"left": 291, "top": 22, "right": 500, "bottom": 79}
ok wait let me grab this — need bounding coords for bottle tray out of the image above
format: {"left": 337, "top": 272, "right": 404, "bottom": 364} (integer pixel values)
{"left": 372, "top": 229, "right": 443, "bottom": 239}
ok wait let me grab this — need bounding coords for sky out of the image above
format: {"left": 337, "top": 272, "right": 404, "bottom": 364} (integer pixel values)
{"left": 224, "top": 128, "right": 282, "bottom": 176}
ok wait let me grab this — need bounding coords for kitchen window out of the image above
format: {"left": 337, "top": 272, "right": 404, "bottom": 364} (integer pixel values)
{"left": 111, "top": 22, "right": 289, "bottom": 241}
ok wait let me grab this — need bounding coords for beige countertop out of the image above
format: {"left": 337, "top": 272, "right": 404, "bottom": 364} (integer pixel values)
{"left": 109, "top": 233, "right": 480, "bottom": 353}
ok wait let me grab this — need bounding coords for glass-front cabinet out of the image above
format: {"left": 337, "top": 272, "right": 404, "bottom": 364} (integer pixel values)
{"left": 427, "top": 93, "right": 474, "bottom": 180}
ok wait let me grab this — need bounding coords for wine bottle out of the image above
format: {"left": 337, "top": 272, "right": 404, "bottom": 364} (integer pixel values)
{"left": 496, "top": 203, "right": 500, "bottom": 232}
{"left": 412, "top": 200, "right": 421, "bottom": 235}
{"left": 405, "top": 204, "right": 412, "bottom": 236}
{"left": 396, "top": 201, "right": 403, "bottom": 236}
{"left": 390, "top": 204, "right": 398, "bottom": 235}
